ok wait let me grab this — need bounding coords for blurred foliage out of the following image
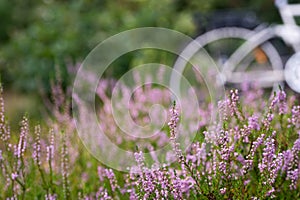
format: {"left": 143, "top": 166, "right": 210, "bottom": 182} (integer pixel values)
{"left": 0, "top": 0, "right": 195, "bottom": 93}
{"left": 0, "top": 0, "right": 293, "bottom": 93}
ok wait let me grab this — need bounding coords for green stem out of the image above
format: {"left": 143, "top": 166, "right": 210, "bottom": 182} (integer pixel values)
{"left": 49, "top": 157, "right": 54, "bottom": 193}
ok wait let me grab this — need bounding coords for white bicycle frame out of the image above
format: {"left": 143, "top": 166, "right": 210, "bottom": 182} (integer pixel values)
{"left": 277, "top": 0, "right": 300, "bottom": 26}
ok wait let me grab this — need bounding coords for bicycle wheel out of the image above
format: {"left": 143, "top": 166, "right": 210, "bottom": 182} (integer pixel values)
{"left": 173, "top": 27, "right": 284, "bottom": 93}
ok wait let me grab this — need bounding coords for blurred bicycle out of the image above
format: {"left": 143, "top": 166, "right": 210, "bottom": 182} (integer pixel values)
{"left": 173, "top": 0, "right": 300, "bottom": 94}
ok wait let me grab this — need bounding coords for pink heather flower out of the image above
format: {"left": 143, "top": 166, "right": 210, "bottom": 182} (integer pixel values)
{"left": 278, "top": 90, "right": 287, "bottom": 114}
{"left": 244, "top": 179, "right": 251, "bottom": 186}
{"left": 263, "top": 112, "right": 274, "bottom": 130}
{"left": 45, "top": 193, "right": 57, "bottom": 200}
{"left": 0, "top": 87, "right": 10, "bottom": 142}
{"left": 33, "top": 125, "right": 42, "bottom": 166}
{"left": 61, "top": 135, "right": 70, "bottom": 199}
{"left": 236, "top": 153, "right": 246, "bottom": 165}
{"left": 46, "top": 146, "right": 54, "bottom": 162}
{"left": 169, "top": 170, "right": 183, "bottom": 199}
{"left": 267, "top": 113, "right": 274, "bottom": 122}
{"left": 105, "top": 169, "right": 119, "bottom": 192}
{"left": 197, "top": 142, "right": 207, "bottom": 167}
{"left": 289, "top": 105, "right": 300, "bottom": 128}
{"left": 129, "top": 189, "right": 138, "bottom": 200}
{"left": 180, "top": 176, "right": 195, "bottom": 193}
{"left": 12, "top": 116, "right": 29, "bottom": 171}
{"left": 285, "top": 138, "right": 300, "bottom": 190}
{"left": 293, "top": 138, "right": 300, "bottom": 152}
{"left": 97, "top": 166, "right": 105, "bottom": 182}
{"left": 141, "top": 169, "right": 156, "bottom": 195}
{"left": 243, "top": 134, "right": 265, "bottom": 174}
{"left": 168, "top": 103, "right": 180, "bottom": 138}
{"left": 217, "top": 130, "right": 233, "bottom": 175}
{"left": 270, "top": 94, "right": 279, "bottom": 110}
{"left": 248, "top": 115, "right": 260, "bottom": 131}
{"left": 266, "top": 187, "right": 275, "bottom": 197}
{"left": 230, "top": 89, "right": 239, "bottom": 102}
{"left": 168, "top": 103, "right": 183, "bottom": 163}
{"left": 282, "top": 150, "right": 293, "bottom": 172}
{"left": 0, "top": 149, "right": 2, "bottom": 161}
{"left": 269, "top": 90, "right": 287, "bottom": 114}
{"left": 268, "top": 153, "right": 283, "bottom": 185}
{"left": 229, "top": 89, "right": 240, "bottom": 117}
{"left": 0, "top": 85, "right": 4, "bottom": 119}
{"left": 134, "top": 151, "right": 145, "bottom": 171}
{"left": 218, "top": 99, "right": 229, "bottom": 121}
{"left": 155, "top": 172, "right": 170, "bottom": 198}
{"left": 11, "top": 172, "right": 18, "bottom": 180}
{"left": 46, "top": 128, "right": 55, "bottom": 162}
{"left": 239, "top": 126, "right": 251, "bottom": 143}
{"left": 17, "top": 116, "right": 29, "bottom": 159}
{"left": 220, "top": 187, "right": 227, "bottom": 194}
{"left": 96, "top": 187, "right": 113, "bottom": 200}
{"left": 155, "top": 189, "right": 160, "bottom": 199}
{"left": 287, "top": 169, "right": 299, "bottom": 190}
{"left": 259, "top": 137, "right": 276, "bottom": 173}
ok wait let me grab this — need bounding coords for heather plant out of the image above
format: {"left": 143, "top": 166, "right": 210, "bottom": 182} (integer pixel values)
{"left": 0, "top": 78, "right": 300, "bottom": 199}
{"left": 124, "top": 89, "right": 300, "bottom": 199}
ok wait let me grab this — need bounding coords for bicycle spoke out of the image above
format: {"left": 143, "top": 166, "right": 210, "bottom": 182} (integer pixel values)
{"left": 221, "top": 27, "right": 276, "bottom": 74}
